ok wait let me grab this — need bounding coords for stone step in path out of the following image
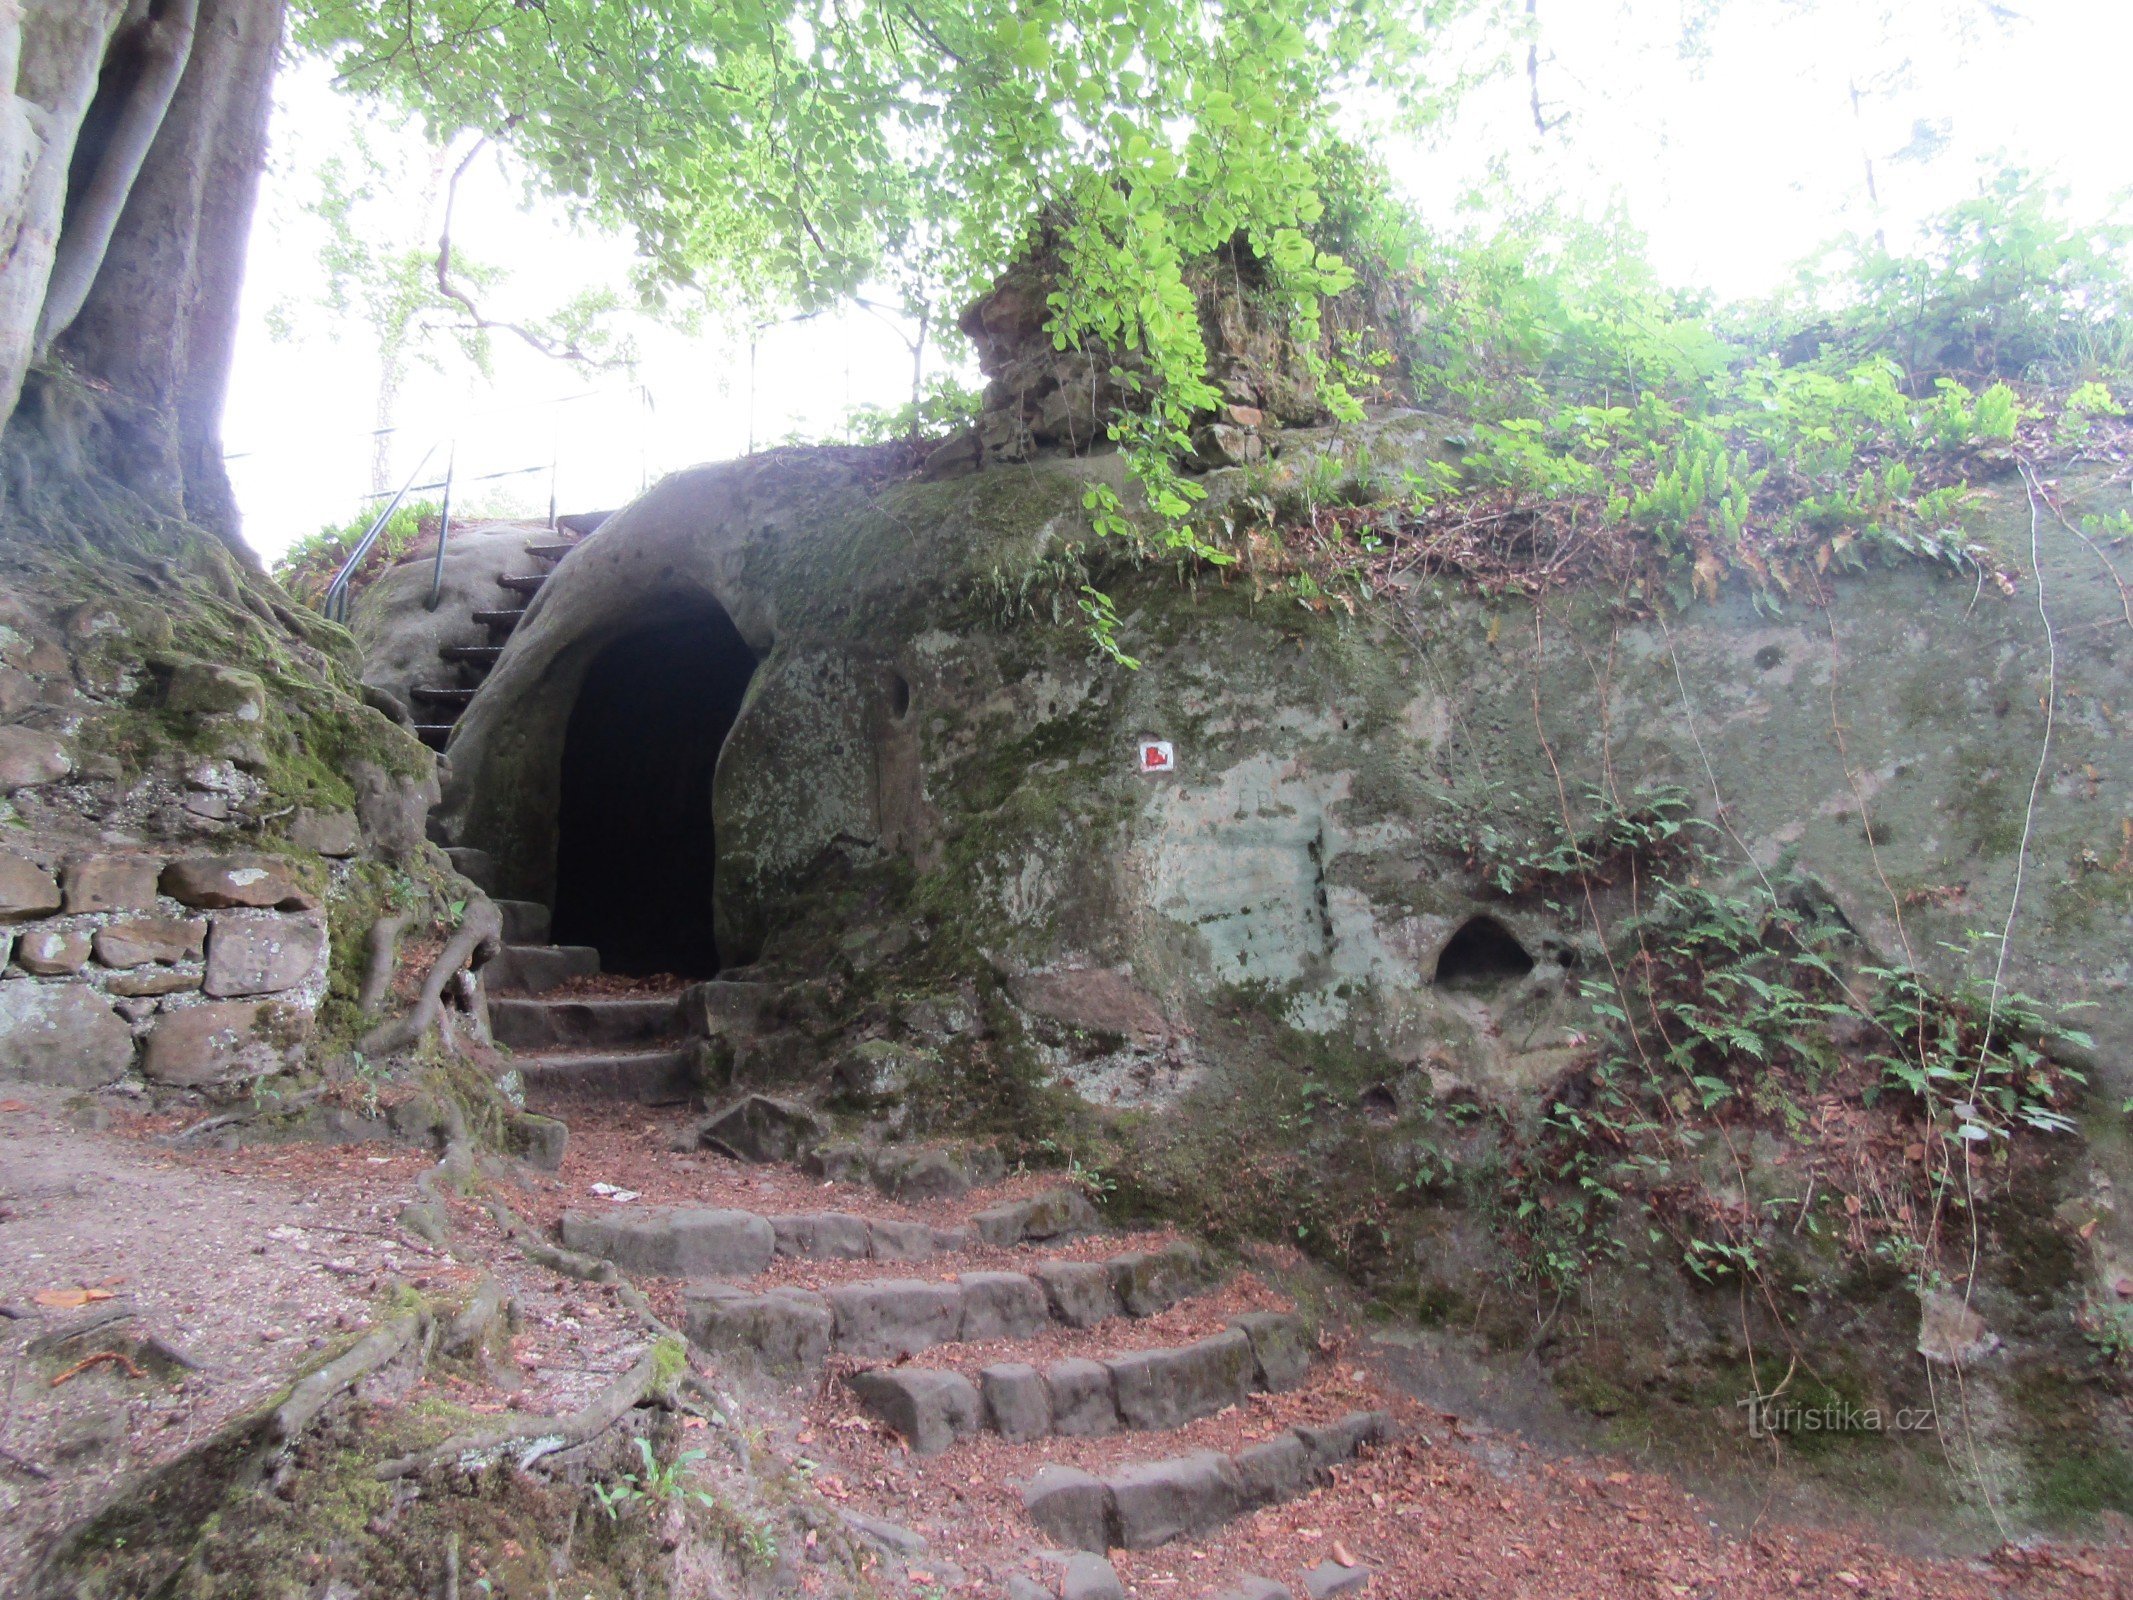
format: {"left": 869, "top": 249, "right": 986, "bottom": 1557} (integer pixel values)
{"left": 556, "top": 1187, "right": 1139, "bottom": 1287}
{"left": 410, "top": 527, "right": 588, "bottom": 750}
{"left": 487, "top": 943, "right": 600, "bottom": 994}
{"left": 516, "top": 1124, "right": 1399, "bottom": 1594}
{"left": 493, "top": 898, "right": 551, "bottom": 944}
{"left": 845, "top": 1311, "right": 1312, "bottom": 1453}
{"left": 490, "top": 993, "right": 679, "bottom": 1050}
{"left": 1022, "top": 1410, "right": 1390, "bottom": 1555}
{"left": 518, "top": 1048, "right": 696, "bottom": 1103}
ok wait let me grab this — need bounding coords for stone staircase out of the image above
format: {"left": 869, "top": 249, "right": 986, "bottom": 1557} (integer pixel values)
{"left": 474, "top": 892, "right": 701, "bottom": 1102}
{"left": 410, "top": 509, "right": 612, "bottom": 751}
{"left": 540, "top": 1156, "right": 1394, "bottom": 1597}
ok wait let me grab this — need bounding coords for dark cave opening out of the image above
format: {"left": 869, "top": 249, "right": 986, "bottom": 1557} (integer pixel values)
{"left": 551, "top": 606, "right": 758, "bottom": 978}
{"left": 1433, "top": 914, "right": 1536, "bottom": 992}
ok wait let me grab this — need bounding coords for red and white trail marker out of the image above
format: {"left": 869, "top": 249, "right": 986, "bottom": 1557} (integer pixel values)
{"left": 1137, "top": 739, "right": 1175, "bottom": 775}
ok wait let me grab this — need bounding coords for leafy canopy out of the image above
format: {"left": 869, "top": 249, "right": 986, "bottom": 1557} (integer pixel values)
{"left": 293, "top": 0, "right": 1487, "bottom": 370}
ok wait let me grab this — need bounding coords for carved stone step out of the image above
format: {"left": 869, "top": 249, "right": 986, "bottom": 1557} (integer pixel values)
{"left": 439, "top": 644, "right": 502, "bottom": 668}
{"left": 486, "top": 943, "right": 599, "bottom": 994}
{"left": 414, "top": 723, "right": 454, "bottom": 750}
{"left": 1022, "top": 1410, "right": 1391, "bottom": 1553}
{"left": 472, "top": 608, "right": 526, "bottom": 632}
{"left": 681, "top": 1239, "right": 1218, "bottom": 1373}
{"left": 409, "top": 684, "right": 475, "bottom": 708}
{"left": 517, "top": 1048, "right": 697, "bottom": 1104}
{"left": 497, "top": 573, "right": 546, "bottom": 595}
{"left": 844, "top": 1314, "right": 1311, "bottom": 1454}
{"left": 491, "top": 994, "right": 676, "bottom": 1050}
{"left": 491, "top": 898, "right": 550, "bottom": 944}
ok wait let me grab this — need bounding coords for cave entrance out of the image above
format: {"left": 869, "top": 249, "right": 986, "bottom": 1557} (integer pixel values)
{"left": 551, "top": 606, "right": 757, "bottom": 977}
{"left": 1433, "top": 915, "right": 1535, "bottom": 994}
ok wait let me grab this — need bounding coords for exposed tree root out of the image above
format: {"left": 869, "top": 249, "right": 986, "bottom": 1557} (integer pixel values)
{"left": 487, "top": 1197, "right": 621, "bottom": 1285}
{"left": 359, "top": 895, "right": 502, "bottom": 1057}
{"left": 269, "top": 1305, "right": 429, "bottom": 1454}
{"left": 358, "top": 911, "right": 412, "bottom": 1016}
{"left": 443, "top": 1274, "right": 513, "bottom": 1359}
{"left": 373, "top": 1339, "right": 680, "bottom": 1481}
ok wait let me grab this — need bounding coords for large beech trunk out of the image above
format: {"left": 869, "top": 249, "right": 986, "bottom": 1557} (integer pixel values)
{"left": 0, "top": 0, "right": 283, "bottom": 553}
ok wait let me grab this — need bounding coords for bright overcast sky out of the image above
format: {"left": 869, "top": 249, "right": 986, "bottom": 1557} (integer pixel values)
{"left": 222, "top": 0, "right": 2132, "bottom": 562}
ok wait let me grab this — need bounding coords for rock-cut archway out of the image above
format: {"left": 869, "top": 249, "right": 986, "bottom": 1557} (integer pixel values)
{"left": 550, "top": 605, "right": 758, "bottom": 976}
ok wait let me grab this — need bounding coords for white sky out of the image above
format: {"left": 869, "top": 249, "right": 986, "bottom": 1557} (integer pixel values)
{"left": 222, "top": 0, "right": 2132, "bottom": 562}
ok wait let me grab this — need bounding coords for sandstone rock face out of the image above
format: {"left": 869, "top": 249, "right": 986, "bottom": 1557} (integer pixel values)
{"left": 203, "top": 912, "right": 326, "bottom": 997}
{"left": 94, "top": 917, "right": 207, "bottom": 968}
{"left": 0, "top": 982, "right": 134, "bottom": 1086}
{"left": 287, "top": 808, "right": 360, "bottom": 857}
{"left": 164, "top": 662, "right": 266, "bottom": 721}
{"left": 351, "top": 523, "right": 554, "bottom": 721}
{"left": 0, "top": 725, "right": 70, "bottom": 790}
{"left": 160, "top": 856, "right": 316, "bottom": 911}
{"left": 62, "top": 855, "right": 160, "bottom": 914}
{"left": 350, "top": 757, "right": 439, "bottom": 863}
{"left": 0, "top": 854, "right": 60, "bottom": 920}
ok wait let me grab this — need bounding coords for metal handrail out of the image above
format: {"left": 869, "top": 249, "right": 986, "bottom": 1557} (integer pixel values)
{"left": 314, "top": 384, "right": 654, "bottom": 625}
{"left": 322, "top": 439, "right": 444, "bottom": 625}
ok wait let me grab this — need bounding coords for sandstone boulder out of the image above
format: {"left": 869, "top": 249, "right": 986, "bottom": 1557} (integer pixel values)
{"left": 94, "top": 917, "right": 207, "bottom": 968}
{"left": 0, "top": 725, "right": 71, "bottom": 790}
{"left": 845, "top": 1367, "right": 980, "bottom": 1455}
{"left": 62, "top": 855, "right": 160, "bottom": 914}
{"left": 203, "top": 913, "right": 326, "bottom": 997}
{"left": 142, "top": 1001, "right": 302, "bottom": 1086}
{"left": 0, "top": 983, "right": 134, "bottom": 1087}
{"left": 698, "top": 1093, "right": 827, "bottom": 1164}
{"left": 15, "top": 926, "right": 90, "bottom": 974}
{"left": 161, "top": 855, "right": 317, "bottom": 911}
{"left": 0, "top": 854, "right": 60, "bottom": 920}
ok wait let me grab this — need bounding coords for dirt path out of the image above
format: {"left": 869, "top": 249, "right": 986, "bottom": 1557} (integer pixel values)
{"left": 3, "top": 1091, "right": 2130, "bottom": 1598}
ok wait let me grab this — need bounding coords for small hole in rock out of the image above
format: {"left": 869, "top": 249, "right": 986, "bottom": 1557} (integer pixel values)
{"left": 1754, "top": 644, "right": 1786, "bottom": 671}
{"left": 888, "top": 671, "right": 912, "bottom": 720}
{"left": 1434, "top": 915, "right": 1536, "bottom": 993}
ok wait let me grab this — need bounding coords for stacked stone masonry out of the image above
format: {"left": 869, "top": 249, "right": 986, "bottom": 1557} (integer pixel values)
{"left": 0, "top": 849, "right": 331, "bottom": 1089}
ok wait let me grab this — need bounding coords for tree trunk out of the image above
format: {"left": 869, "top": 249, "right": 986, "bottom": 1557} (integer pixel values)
{"left": 58, "top": 0, "right": 283, "bottom": 551}
{"left": 0, "top": 2, "right": 134, "bottom": 433}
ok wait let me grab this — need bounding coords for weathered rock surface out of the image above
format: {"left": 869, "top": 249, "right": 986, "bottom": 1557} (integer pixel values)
{"left": 287, "top": 807, "right": 360, "bottom": 857}
{"left": 845, "top": 1367, "right": 981, "bottom": 1455}
{"left": 0, "top": 854, "right": 60, "bottom": 920}
{"left": 62, "top": 855, "right": 159, "bottom": 914}
{"left": 202, "top": 913, "right": 326, "bottom": 997}
{"left": 684, "top": 1285, "right": 834, "bottom": 1372}
{"left": 698, "top": 1094, "right": 827, "bottom": 1164}
{"left": 0, "top": 983, "right": 134, "bottom": 1086}
{"left": 1020, "top": 1411, "right": 1389, "bottom": 1553}
{"left": 825, "top": 1278, "right": 964, "bottom": 1359}
{"left": 558, "top": 1207, "right": 775, "bottom": 1278}
{"left": 1107, "top": 1329, "right": 1255, "bottom": 1431}
{"left": 972, "top": 1187, "right": 1099, "bottom": 1249}
{"left": 15, "top": 926, "right": 89, "bottom": 974}
{"left": 141, "top": 1001, "right": 299, "bottom": 1086}
{"left": 1046, "top": 1357, "right": 1120, "bottom": 1438}
{"left": 979, "top": 1362, "right": 1052, "bottom": 1443}
{"left": 957, "top": 1271, "right": 1049, "bottom": 1342}
{"left": 94, "top": 917, "right": 207, "bottom": 968}
{"left": 160, "top": 855, "right": 315, "bottom": 911}
{"left": 0, "top": 725, "right": 70, "bottom": 789}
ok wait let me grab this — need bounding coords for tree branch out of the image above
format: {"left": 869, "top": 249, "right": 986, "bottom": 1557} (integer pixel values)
{"left": 432, "top": 132, "right": 611, "bottom": 366}
{"left": 35, "top": 0, "right": 202, "bottom": 356}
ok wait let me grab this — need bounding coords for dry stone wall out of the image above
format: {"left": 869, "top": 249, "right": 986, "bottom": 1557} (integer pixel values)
{"left": 0, "top": 497, "right": 443, "bottom": 1103}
